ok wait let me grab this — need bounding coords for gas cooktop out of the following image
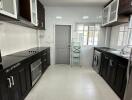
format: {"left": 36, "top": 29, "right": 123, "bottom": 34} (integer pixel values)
{"left": 9, "top": 47, "right": 47, "bottom": 57}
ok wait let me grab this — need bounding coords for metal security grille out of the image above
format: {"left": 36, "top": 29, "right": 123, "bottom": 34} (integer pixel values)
{"left": 76, "top": 24, "right": 101, "bottom": 46}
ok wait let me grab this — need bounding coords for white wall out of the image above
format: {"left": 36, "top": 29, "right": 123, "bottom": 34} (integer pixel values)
{"left": 110, "top": 23, "right": 128, "bottom": 49}
{"left": 0, "top": 21, "right": 38, "bottom": 56}
{"left": 39, "top": 6, "right": 106, "bottom": 67}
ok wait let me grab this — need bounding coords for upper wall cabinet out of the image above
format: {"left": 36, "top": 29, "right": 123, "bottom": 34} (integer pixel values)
{"left": 102, "top": 6, "right": 109, "bottom": 25}
{"left": 0, "top": 0, "right": 17, "bottom": 19}
{"left": 102, "top": 0, "right": 129, "bottom": 27}
{"left": 30, "top": 0, "right": 38, "bottom": 26}
{"left": 37, "top": 0, "right": 45, "bottom": 30}
{"left": 19, "top": 0, "right": 38, "bottom": 26}
{"left": 119, "top": 0, "right": 132, "bottom": 15}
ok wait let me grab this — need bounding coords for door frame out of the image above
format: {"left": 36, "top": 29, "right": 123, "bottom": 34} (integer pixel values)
{"left": 54, "top": 24, "right": 73, "bottom": 64}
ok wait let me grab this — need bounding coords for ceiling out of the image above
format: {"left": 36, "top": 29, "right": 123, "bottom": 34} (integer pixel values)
{"left": 40, "top": 0, "right": 111, "bottom": 6}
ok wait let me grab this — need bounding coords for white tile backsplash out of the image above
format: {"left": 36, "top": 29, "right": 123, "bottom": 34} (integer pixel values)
{"left": 0, "top": 21, "right": 38, "bottom": 56}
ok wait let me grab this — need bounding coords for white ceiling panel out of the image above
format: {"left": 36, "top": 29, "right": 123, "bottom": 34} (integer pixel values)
{"left": 40, "top": 0, "right": 111, "bottom": 6}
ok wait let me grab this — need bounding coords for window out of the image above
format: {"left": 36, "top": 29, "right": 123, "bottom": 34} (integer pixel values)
{"left": 128, "top": 29, "right": 132, "bottom": 45}
{"left": 76, "top": 24, "right": 100, "bottom": 46}
{"left": 118, "top": 25, "right": 129, "bottom": 46}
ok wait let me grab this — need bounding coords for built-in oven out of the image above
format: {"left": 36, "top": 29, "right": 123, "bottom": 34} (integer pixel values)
{"left": 30, "top": 59, "right": 42, "bottom": 86}
{"left": 92, "top": 50, "right": 102, "bottom": 73}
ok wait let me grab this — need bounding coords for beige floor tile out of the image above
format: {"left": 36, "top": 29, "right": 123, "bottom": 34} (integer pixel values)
{"left": 25, "top": 65, "right": 120, "bottom": 100}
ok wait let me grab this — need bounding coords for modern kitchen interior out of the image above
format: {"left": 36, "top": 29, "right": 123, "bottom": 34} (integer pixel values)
{"left": 0, "top": 0, "right": 132, "bottom": 100}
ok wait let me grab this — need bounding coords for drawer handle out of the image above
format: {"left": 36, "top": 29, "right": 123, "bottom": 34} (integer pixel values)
{"left": 13, "top": 63, "right": 21, "bottom": 69}
{"left": 10, "top": 76, "right": 14, "bottom": 86}
{"left": 7, "top": 78, "right": 12, "bottom": 88}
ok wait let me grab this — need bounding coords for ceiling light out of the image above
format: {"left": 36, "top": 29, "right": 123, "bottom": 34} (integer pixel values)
{"left": 97, "top": 16, "right": 102, "bottom": 19}
{"left": 82, "top": 16, "right": 89, "bottom": 20}
{"left": 56, "top": 16, "right": 62, "bottom": 19}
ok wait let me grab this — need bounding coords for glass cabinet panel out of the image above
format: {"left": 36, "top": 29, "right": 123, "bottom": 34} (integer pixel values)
{"left": 103, "top": 7, "right": 109, "bottom": 25}
{"left": 0, "top": 0, "right": 17, "bottom": 18}
{"left": 30, "top": 0, "right": 38, "bottom": 26}
{"left": 109, "top": 0, "right": 118, "bottom": 22}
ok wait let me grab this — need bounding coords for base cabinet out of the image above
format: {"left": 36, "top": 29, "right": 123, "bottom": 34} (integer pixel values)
{"left": 18, "top": 63, "right": 31, "bottom": 99}
{"left": 0, "top": 47, "right": 50, "bottom": 100}
{"left": 106, "top": 59, "right": 117, "bottom": 87}
{"left": 41, "top": 48, "right": 50, "bottom": 73}
{"left": 114, "top": 64, "right": 127, "bottom": 99}
{"left": 0, "top": 62, "right": 32, "bottom": 100}
{"left": 6, "top": 72, "right": 20, "bottom": 100}
{"left": 100, "top": 54, "right": 109, "bottom": 81}
{"left": 99, "top": 52, "right": 128, "bottom": 100}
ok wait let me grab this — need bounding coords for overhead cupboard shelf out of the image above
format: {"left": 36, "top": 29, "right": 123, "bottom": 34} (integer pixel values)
{"left": 102, "top": 0, "right": 130, "bottom": 27}
{"left": 0, "top": 0, "right": 45, "bottom": 30}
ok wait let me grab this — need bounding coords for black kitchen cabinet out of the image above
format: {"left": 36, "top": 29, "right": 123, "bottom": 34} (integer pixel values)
{"left": 114, "top": 63, "right": 127, "bottom": 99}
{"left": 6, "top": 71, "right": 21, "bottom": 100}
{"left": 18, "top": 63, "right": 31, "bottom": 99}
{"left": 47, "top": 48, "right": 50, "bottom": 67}
{"left": 0, "top": 72, "right": 9, "bottom": 100}
{"left": 18, "top": 67, "right": 27, "bottom": 98}
{"left": 19, "top": 0, "right": 46, "bottom": 28}
{"left": 19, "top": 0, "right": 31, "bottom": 22}
{"left": 96, "top": 47, "right": 128, "bottom": 100}
{"left": 100, "top": 54, "right": 109, "bottom": 81}
{"left": 106, "top": 59, "right": 117, "bottom": 88}
{"left": 100, "top": 56, "right": 127, "bottom": 99}
{"left": 37, "top": 0, "right": 45, "bottom": 30}
{"left": 0, "top": 47, "right": 50, "bottom": 100}
{"left": 119, "top": 0, "right": 132, "bottom": 15}
{"left": 0, "top": 62, "right": 31, "bottom": 100}
{"left": 41, "top": 48, "right": 50, "bottom": 73}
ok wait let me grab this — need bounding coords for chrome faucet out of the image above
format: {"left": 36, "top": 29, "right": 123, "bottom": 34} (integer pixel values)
{"left": 120, "top": 45, "right": 132, "bottom": 55}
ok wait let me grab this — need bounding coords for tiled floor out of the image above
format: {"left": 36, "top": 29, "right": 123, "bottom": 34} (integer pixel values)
{"left": 25, "top": 65, "right": 120, "bottom": 100}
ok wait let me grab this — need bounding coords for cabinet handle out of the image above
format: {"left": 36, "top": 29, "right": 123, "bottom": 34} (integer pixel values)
{"left": 42, "top": 22, "right": 43, "bottom": 27}
{"left": 10, "top": 76, "right": 14, "bottom": 86}
{"left": 43, "top": 53, "right": 46, "bottom": 56}
{"left": 109, "top": 60, "right": 113, "bottom": 66}
{"left": 105, "top": 56, "right": 108, "bottom": 59}
{"left": 13, "top": 63, "right": 21, "bottom": 69}
{"left": 7, "top": 78, "right": 12, "bottom": 88}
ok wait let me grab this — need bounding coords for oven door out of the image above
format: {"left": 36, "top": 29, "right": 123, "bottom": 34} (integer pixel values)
{"left": 31, "top": 59, "right": 42, "bottom": 86}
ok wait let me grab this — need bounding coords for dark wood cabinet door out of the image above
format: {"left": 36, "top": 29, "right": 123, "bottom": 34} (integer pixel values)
{"left": 0, "top": 73, "right": 9, "bottom": 100}
{"left": 19, "top": 0, "right": 31, "bottom": 21}
{"left": 106, "top": 59, "right": 117, "bottom": 88}
{"left": 114, "top": 63, "right": 127, "bottom": 99}
{"left": 47, "top": 48, "right": 50, "bottom": 67}
{"left": 37, "top": 0, "right": 45, "bottom": 29}
{"left": 119, "top": 0, "right": 132, "bottom": 15}
{"left": 18, "top": 63, "right": 31, "bottom": 99}
{"left": 41, "top": 48, "right": 50, "bottom": 73}
{"left": 25, "top": 66, "right": 32, "bottom": 93}
{"left": 100, "top": 54, "right": 109, "bottom": 81}
{"left": 6, "top": 72, "right": 21, "bottom": 100}
{"left": 18, "top": 67, "right": 27, "bottom": 98}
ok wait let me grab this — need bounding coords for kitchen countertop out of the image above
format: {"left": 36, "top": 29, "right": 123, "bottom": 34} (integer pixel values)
{"left": 0, "top": 47, "right": 49, "bottom": 71}
{"left": 0, "top": 56, "right": 27, "bottom": 70}
{"left": 94, "top": 47, "right": 130, "bottom": 60}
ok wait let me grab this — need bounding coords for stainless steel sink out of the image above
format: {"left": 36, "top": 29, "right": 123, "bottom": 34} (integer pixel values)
{"left": 110, "top": 50, "right": 130, "bottom": 58}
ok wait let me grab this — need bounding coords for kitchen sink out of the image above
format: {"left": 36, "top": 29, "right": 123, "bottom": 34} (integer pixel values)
{"left": 110, "top": 50, "right": 130, "bottom": 58}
